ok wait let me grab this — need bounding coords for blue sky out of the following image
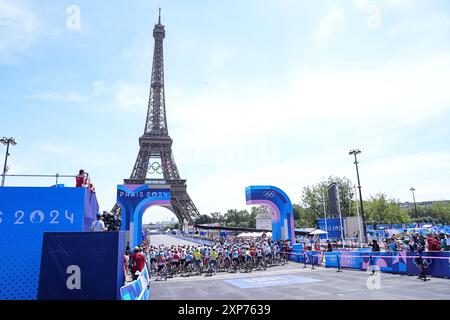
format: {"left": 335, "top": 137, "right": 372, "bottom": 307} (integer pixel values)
{"left": 1, "top": 0, "right": 450, "bottom": 223}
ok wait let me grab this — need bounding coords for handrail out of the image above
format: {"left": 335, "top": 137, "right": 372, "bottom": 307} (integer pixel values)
{"left": 3, "top": 174, "right": 76, "bottom": 177}
{"left": 1, "top": 173, "right": 89, "bottom": 186}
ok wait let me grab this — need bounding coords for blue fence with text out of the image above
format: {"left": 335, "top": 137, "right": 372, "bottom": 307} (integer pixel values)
{"left": 323, "top": 251, "right": 450, "bottom": 277}
{"left": 120, "top": 265, "right": 151, "bottom": 300}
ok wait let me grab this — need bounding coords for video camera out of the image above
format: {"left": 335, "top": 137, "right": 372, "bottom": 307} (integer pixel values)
{"left": 101, "top": 211, "right": 121, "bottom": 231}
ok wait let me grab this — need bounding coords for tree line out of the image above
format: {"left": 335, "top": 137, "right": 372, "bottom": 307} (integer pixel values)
{"left": 194, "top": 176, "right": 450, "bottom": 228}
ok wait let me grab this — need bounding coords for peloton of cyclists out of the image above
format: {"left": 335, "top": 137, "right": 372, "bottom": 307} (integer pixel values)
{"left": 139, "top": 238, "right": 292, "bottom": 280}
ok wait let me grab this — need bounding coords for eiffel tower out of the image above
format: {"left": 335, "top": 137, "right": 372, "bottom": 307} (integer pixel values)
{"left": 115, "top": 9, "right": 200, "bottom": 226}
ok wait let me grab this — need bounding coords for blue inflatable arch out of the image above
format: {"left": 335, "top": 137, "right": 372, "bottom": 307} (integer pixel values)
{"left": 117, "top": 184, "right": 171, "bottom": 247}
{"left": 245, "top": 185, "right": 295, "bottom": 243}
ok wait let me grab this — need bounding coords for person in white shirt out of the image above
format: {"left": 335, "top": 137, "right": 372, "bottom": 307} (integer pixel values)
{"left": 91, "top": 213, "right": 107, "bottom": 231}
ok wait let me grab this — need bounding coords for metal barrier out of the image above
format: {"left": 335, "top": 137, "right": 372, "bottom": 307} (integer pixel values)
{"left": 1, "top": 173, "right": 90, "bottom": 187}
{"left": 288, "top": 250, "right": 450, "bottom": 278}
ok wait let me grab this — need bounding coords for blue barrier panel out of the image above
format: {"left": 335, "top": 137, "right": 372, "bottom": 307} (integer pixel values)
{"left": 0, "top": 186, "right": 98, "bottom": 300}
{"left": 38, "top": 231, "right": 125, "bottom": 300}
{"left": 120, "top": 265, "right": 151, "bottom": 300}
{"left": 324, "top": 252, "right": 342, "bottom": 268}
{"left": 293, "top": 251, "right": 322, "bottom": 265}
{"left": 322, "top": 251, "right": 450, "bottom": 278}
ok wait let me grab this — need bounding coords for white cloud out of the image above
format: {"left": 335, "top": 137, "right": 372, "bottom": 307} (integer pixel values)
{"left": 23, "top": 81, "right": 149, "bottom": 110}
{"left": 114, "top": 82, "right": 148, "bottom": 111}
{"left": 312, "top": 8, "right": 345, "bottom": 41}
{"left": 24, "top": 91, "right": 87, "bottom": 103}
{"left": 169, "top": 51, "right": 450, "bottom": 146}
{"left": 207, "top": 49, "right": 234, "bottom": 70}
{"left": 0, "top": 0, "right": 41, "bottom": 62}
{"left": 160, "top": 49, "right": 450, "bottom": 212}
{"left": 92, "top": 80, "right": 106, "bottom": 96}
{"left": 40, "top": 143, "right": 74, "bottom": 156}
{"left": 388, "top": 12, "right": 450, "bottom": 41}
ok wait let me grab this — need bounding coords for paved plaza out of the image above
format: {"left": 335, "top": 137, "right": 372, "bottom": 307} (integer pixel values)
{"left": 149, "top": 234, "right": 200, "bottom": 247}
{"left": 148, "top": 236, "right": 450, "bottom": 300}
{"left": 151, "top": 264, "right": 450, "bottom": 300}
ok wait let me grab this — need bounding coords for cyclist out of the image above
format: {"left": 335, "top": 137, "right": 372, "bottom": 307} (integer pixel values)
{"left": 149, "top": 249, "right": 157, "bottom": 273}
{"left": 256, "top": 246, "right": 263, "bottom": 267}
{"left": 209, "top": 248, "right": 219, "bottom": 275}
{"left": 172, "top": 250, "right": 180, "bottom": 274}
{"left": 193, "top": 249, "right": 203, "bottom": 273}
{"left": 185, "top": 250, "right": 193, "bottom": 274}
{"left": 180, "top": 249, "right": 186, "bottom": 270}
{"left": 156, "top": 252, "right": 166, "bottom": 278}
{"left": 223, "top": 247, "right": 231, "bottom": 270}
{"left": 232, "top": 247, "right": 239, "bottom": 271}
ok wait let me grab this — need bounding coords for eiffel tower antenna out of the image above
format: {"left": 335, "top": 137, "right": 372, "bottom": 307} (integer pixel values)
{"left": 120, "top": 9, "right": 200, "bottom": 226}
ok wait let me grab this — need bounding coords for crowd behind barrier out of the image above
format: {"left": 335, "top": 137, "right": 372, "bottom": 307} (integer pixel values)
{"left": 288, "top": 245, "right": 450, "bottom": 278}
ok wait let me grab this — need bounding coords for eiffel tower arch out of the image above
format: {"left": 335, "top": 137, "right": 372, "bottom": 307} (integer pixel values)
{"left": 113, "top": 10, "right": 200, "bottom": 228}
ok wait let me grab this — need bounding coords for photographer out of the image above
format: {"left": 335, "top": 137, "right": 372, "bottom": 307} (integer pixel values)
{"left": 91, "top": 213, "right": 107, "bottom": 232}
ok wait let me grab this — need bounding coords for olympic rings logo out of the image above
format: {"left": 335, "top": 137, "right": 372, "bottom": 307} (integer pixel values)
{"left": 263, "top": 191, "right": 276, "bottom": 198}
{"left": 148, "top": 162, "right": 163, "bottom": 174}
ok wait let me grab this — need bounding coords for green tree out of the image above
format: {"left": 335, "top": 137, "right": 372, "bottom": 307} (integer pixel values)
{"left": 238, "top": 210, "right": 251, "bottom": 227}
{"left": 295, "top": 205, "right": 316, "bottom": 228}
{"left": 195, "top": 214, "right": 212, "bottom": 225}
{"left": 432, "top": 201, "right": 450, "bottom": 224}
{"left": 293, "top": 204, "right": 301, "bottom": 221}
{"left": 365, "top": 193, "right": 410, "bottom": 224}
{"left": 210, "top": 212, "right": 226, "bottom": 224}
{"left": 301, "top": 176, "right": 356, "bottom": 220}
{"left": 248, "top": 207, "right": 259, "bottom": 228}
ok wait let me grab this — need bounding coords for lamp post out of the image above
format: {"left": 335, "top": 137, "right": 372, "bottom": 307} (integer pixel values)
{"left": 410, "top": 187, "right": 418, "bottom": 222}
{"left": 349, "top": 149, "right": 367, "bottom": 244}
{"left": 322, "top": 188, "right": 329, "bottom": 241}
{"left": 355, "top": 185, "right": 363, "bottom": 247}
{"left": 1, "top": 137, "right": 17, "bottom": 187}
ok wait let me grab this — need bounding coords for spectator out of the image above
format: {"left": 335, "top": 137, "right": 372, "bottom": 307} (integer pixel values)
{"left": 75, "top": 169, "right": 87, "bottom": 187}
{"left": 427, "top": 234, "right": 441, "bottom": 251}
{"left": 369, "top": 240, "right": 380, "bottom": 252}
{"left": 326, "top": 240, "right": 332, "bottom": 252}
{"left": 439, "top": 233, "right": 450, "bottom": 251}
{"left": 90, "top": 213, "right": 107, "bottom": 231}
{"left": 130, "top": 246, "right": 146, "bottom": 281}
{"left": 389, "top": 238, "right": 398, "bottom": 252}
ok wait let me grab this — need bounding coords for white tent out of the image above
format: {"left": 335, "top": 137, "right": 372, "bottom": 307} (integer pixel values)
{"left": 237, "top": 232, "right": 272, "bottom": 238}
{"left": 309, "top": 229, "right": 328, "bottom": 235}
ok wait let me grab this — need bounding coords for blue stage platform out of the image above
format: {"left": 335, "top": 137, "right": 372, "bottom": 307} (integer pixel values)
{"left": 0, "top": 186, "right": 99, "bottom": 300}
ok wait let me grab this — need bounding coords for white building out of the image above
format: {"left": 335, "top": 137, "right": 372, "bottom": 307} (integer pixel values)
{"left": 255, "top": 206, "right": 272, "bottom": 231}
